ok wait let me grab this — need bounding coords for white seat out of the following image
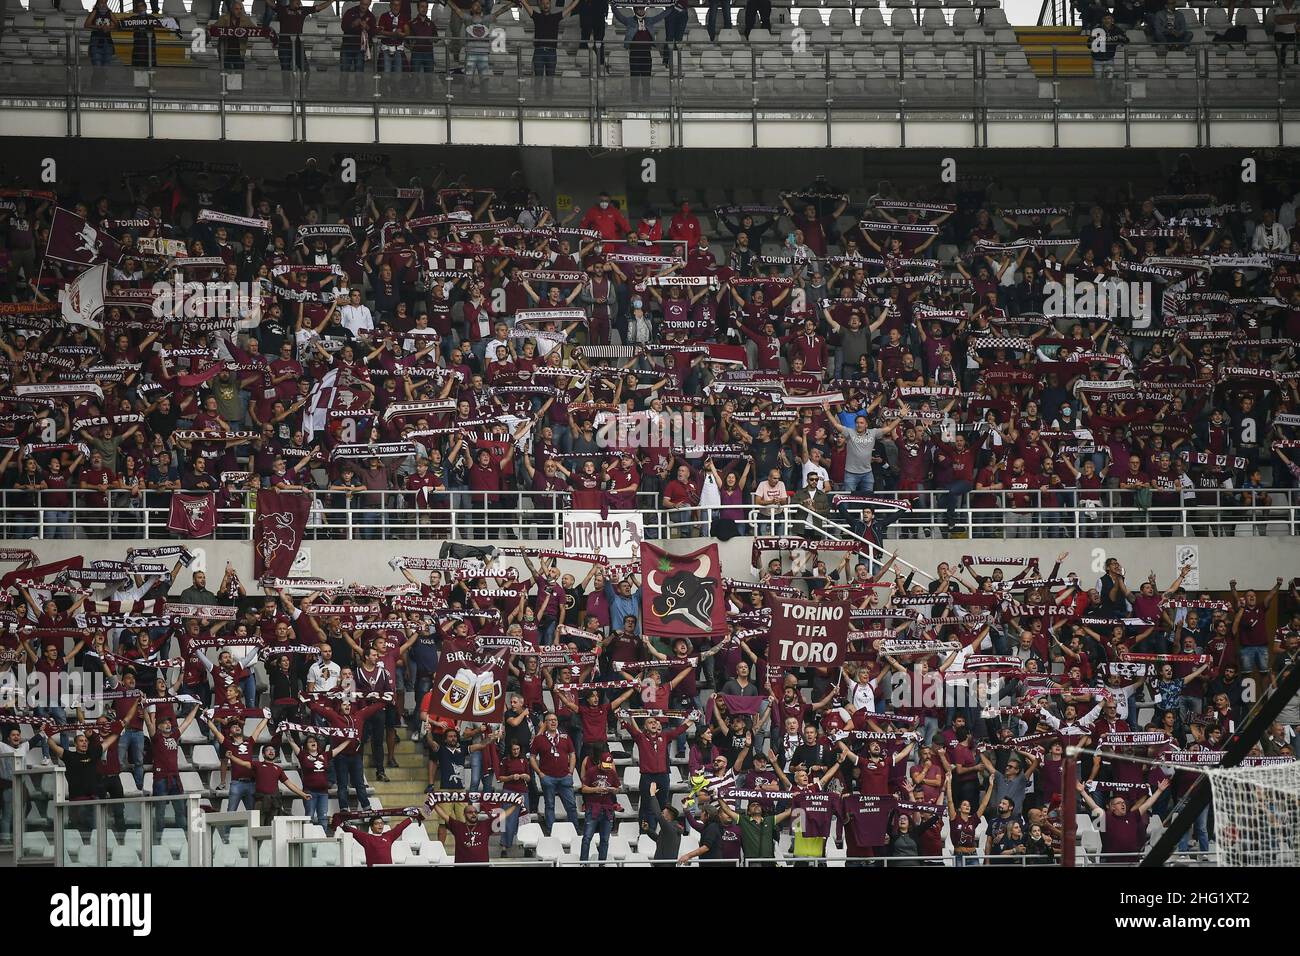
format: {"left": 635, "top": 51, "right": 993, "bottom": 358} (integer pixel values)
{"left": 551, "top": 821, "right": 578, "bottom": 849}
{"left": 616, "top": 820, "right": 642, "bottom": 843}
{"left": 423, "top": 840, "right": 449, "bottom": 864}
{"left": 536, "top": 835, "right": 565, "bottom": 862}
{"left": 191, "top": 744, "right": 220, "bottom": 770}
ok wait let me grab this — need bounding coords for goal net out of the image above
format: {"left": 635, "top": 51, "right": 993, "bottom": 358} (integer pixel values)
{"left": 1205, "top": 761, "right": 1300, "bottom": 867}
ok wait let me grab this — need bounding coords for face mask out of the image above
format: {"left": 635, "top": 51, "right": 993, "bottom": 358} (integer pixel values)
{"left": 631, "top": 299, "right": 643, "bottom": 310}
{"left": 599, "top": 201, "right": 610, "bottom": 210}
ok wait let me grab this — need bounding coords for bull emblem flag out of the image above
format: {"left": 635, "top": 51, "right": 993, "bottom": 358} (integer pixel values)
{"left": 640, "top": 541, "right": 727, "bottom": 639}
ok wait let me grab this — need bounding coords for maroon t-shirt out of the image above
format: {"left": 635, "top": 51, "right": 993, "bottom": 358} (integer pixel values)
{"left": 529, "top": 731, "right": 575, "bottom": 777}
{"left": 350, "top": 817, "right": 410, "bottom": 866}
{"left": 1099, "top": 810, "right": 1144, "bottom": 854}
{"left": 581, "top": 763, "right": 621, "bottom": 812}
{"left": 448, "top": 816, "right": 494, "bottom": 864}
{"left": 224, "top": 737, "right": 257, "bottom": 781}
{"left": 151, "top": 731, "right": 182, "bottom": 778}
{"left": 842, "top": 792, "right": 894, "bottom": 852}
{"left": 252, "top": 760, "right": 289, "bottom": 795}
{"left": 298, "top": 750, "right": 331, "bottom": 791}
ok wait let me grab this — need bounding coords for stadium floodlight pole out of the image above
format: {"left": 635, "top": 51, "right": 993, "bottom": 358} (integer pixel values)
{"left": 1140, "top": 657, "right": 1300, "bottom": 867}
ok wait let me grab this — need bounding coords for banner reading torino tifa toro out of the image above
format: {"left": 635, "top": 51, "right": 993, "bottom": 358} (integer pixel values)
{"left": 426, "top": 649, "right": 511, "bottom": 724}
{"left": 768, "top": 594, "right": 850, "bottom": 668}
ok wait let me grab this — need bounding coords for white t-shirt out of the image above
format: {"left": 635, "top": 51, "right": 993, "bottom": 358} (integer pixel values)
{"left": 340, "top": 303, "right": 374, "bottom": 336}
{"left": 801, "top": 460, "right": 830, "bottom": 488}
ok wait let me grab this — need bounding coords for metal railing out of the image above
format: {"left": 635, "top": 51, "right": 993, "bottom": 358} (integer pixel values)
{"left": 0, "top": 486, "right": 1294, "bottom": 540}
{"left": 2, "top": 26, "right": 1299, "bottom": 146}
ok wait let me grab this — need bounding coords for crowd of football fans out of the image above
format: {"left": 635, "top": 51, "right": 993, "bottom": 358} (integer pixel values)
{"left": 0, "top": 541, "right": 1296, "bottom": 865}
{"left": 0, "top": 156, "right": 1298, "bottom": 544}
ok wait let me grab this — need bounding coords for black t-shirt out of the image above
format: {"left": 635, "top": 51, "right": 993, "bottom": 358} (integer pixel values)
{"left": 1231, "top": 410, "right": 1260, "bottom": 449}
{"left": 62, "top": 741, "right": 103, "bottom": 799}
{"left": 699, "top": 820, "right": 725, "bottom": 860}
{"left": 147, "top": 406, "right": 180, "bottom": 442}
{"left": 716, "top": 731, "right": 752, "bottom": 772}
{"left": 531, "top": 11, "right": 563, "bottom": 44}
{"left": 257, "top": 318, "right": 290, "bottom": 357}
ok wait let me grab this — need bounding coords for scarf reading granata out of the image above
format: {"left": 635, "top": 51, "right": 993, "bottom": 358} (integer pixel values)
{"left": 277, "top": 720, "right": 358, "bottom": 740}
{"left": 1099, "top": 732, "right": 1171, "bottom": 748}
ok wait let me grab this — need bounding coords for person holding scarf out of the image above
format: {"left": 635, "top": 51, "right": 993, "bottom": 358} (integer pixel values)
{"left": 944, "top": 769, "right": 994, "bottom": 866}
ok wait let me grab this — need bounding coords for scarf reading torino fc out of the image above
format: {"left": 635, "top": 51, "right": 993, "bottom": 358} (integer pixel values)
{"left": 640, "top": 542, "right": 727, "bottom": 640}
{"left": 253, "top": 488, "right": 311, "bottom": 579}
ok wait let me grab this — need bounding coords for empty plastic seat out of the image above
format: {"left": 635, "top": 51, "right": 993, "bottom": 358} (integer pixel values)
{"left": 797, "top": 8, "right": 822, "bottom": 29}
{"left": 828, "top": 7, "right": 857, "bottom": 31}
{"left": 860, "top": 7, "right": 888, "bottom": 30}
{"left": 890, "top": 8, "right": 917, "bottom": 30}
{"left": 951, "top": 7, "right": 978, "bottom": 31}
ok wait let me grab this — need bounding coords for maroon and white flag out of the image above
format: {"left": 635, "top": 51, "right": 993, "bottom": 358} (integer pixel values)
{"left": 44, "top": 208, "right": 123, "bottom": 268}
{"left": 427, "top": 649, "right": 511, "bottom": 724}
{"left": 253, "top": 489, "right": 311, "bottom": 579}
{"left": 769, "top": 594, "right": 850, "bottom": 668}
{"left": 167, "top": 492, "right": 217, "bottom": 538}
{"left": 640, "top": 541, "right": 727, "bottom": 640}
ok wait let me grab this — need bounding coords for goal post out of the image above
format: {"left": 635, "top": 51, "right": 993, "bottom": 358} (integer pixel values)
{"left": 1204, "top": 761, "right": 1300, "bottom": 867}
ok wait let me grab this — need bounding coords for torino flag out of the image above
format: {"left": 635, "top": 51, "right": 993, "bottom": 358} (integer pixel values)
{"left": 253, "top": 489, "right": 311, "bottom": 579}
{"left": 640, "top": 541, "right": 727, "bottom": 639}
{"left": 167, "top": 493, "right": 217, "bottom": 538}
{"left": 427, "top": 649, "right": 511, "bottom": 724}
{"left": 45, "top": 208, "right": 123, "bottom": 268}
{"left": 768, "top": 594, "right": 849, "bottom": 668}
{"left": 60, "top": 262, "right": 107, "bottom": 330}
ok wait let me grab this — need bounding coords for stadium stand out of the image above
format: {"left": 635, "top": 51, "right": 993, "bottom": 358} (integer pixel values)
{"left": 0, "top": 0, "right": 1295, "bottom": 112}
{"left": 0, "top": 133, "right": 1297, "bottom": 870}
